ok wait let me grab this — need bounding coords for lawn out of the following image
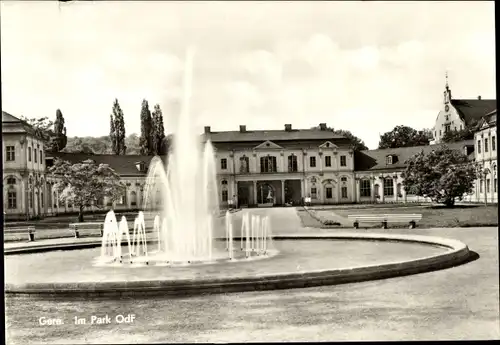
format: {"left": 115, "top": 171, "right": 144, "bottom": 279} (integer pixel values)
{"left": 329, "top": 204, "right": 498, "bottom": 228}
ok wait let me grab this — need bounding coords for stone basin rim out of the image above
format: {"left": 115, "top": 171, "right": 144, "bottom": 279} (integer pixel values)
{"left": 4, "top": 232, "right": 472, "bottom": 297}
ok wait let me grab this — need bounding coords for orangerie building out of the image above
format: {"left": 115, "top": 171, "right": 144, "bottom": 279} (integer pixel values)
{"left": 2, "top": 111, "right": 497, "bottom": 221}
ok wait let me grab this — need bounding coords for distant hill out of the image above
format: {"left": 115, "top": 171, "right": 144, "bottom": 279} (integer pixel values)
{"left": 63, "top": 133, "right": 171, "bottom": 155}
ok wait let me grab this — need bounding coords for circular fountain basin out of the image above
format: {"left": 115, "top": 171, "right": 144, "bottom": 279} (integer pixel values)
{"left": 4, "top": 233, "right": 472, "bottom": 298}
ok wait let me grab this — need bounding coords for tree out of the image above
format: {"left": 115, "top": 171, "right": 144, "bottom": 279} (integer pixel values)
{"left": 20, "top": 116, "right": 54, "bottom": 149}
{"left": 111, "top": 99, "right": 126, "bottom": 155}
{"left": 401, "top": 145, "right": 479, "bottom": 207}
{"left": 51, "top": 109, "right": 68, "bottom": 152}
{"left": 378, "top": 125, "right": 430, "bottom": 149}
{"left": 109, "top": 114, "right": 117, "bottom": 154}
{"left": 311, "top": 126, "right": 368, "bottom": 151}
{"left": 442, "top": 128, "right": 474, "bottom": 143}
{"left": 49, "top": 158, "right": 126, "bottom": 222}
{"left": 139, "top": 99, "right": 153, "bottom": 155}
{"left": 151, "top": 104, "right": 166, "bottom": 155}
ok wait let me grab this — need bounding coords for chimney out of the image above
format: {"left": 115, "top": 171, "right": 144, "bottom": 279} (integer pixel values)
{"left": 478, "top": 95, "right": 482, "bottom": 100}
{"left": 284, "top": 124, "right": 292, "bottom": 131}
{"left": 239, "top": 125, "right": 247, "bottom": 133}
{"left": 319, "top": 123, "right": 327, "bottom": 131}
{"left": 204, "top": 126, "right": 211, "bottom": 134}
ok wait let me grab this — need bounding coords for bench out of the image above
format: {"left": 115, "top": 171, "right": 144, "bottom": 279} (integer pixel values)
{"left": 4, "top": 226, "right": 36, "bottom": 241}
{"left": 347, "top": 214, "right": 423, "bottom": 229}
{"left": 69, "top": 222, "right": 104, "bottom": 238}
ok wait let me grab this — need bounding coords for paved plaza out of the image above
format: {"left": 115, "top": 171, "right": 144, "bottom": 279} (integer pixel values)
{"left": 4, "top": 207, "right": 499, "bottom": 343}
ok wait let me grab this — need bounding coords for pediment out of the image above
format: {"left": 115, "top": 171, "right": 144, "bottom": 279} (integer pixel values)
{"left": 319, "top": 141, "right": 338, "bottom": 149}
{"left": 254, "top": 140, "right": 283, "bottom": 150}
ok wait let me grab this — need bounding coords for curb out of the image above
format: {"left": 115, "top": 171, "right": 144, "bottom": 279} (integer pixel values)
{"left": 5, "top": 233, "right": 473, "bottom": 298}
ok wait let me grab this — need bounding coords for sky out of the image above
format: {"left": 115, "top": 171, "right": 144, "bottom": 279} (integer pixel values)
{"left": 1, "top": 1, "right": 496, "bottom": 149}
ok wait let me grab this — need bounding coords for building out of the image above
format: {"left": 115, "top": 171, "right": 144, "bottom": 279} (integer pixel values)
{"left": 432, "top": 78, "right": 496, "bottom": 144}
{"left": 3, "top": 111, "right": 497, "bottom": 220}
{"left": 204, "top": 124, "right": 356, "bottom": 207}
{"left": 474, "top": 109, "right": 497, "bottom": 203}
{"left": 3, "top": 111, "right": 47, "bottom": 220}
{"left": 354, "top": 140, "right": 476, "bottom": 204}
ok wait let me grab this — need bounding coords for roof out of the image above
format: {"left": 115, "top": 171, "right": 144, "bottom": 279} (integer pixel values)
{"left": 451, "top": 99, "right": 497, "bottom": 126}
{"left": 355, "top": 140, "right": 474, "bottom": 172}
{"left": 46, "top": 152, "right": 162, "bottom": 176}
{"left": 2, "top": 111, "right": 23, "bottom": 123}
{"left": 478, "top": 109, "right": 497, "bottom": 129}
{"left": 203, "top": 129, "right": 345, "bottom": 143}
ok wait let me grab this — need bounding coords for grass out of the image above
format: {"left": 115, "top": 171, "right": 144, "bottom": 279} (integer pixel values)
{"left": 329, "top": 204, "right": 498, "bottom": 228}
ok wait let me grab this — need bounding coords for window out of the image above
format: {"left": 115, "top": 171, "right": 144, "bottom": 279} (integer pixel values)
{"left": 260, "top": 156, "right": 277, "bottom": 173}
{"left": 28, "top": 147, "right": 32, "bottom": 161}
{"left": 221, "top": 158, "right": 227, "bottom": 170}
{"left": 155, "top": 190, "right": 161, "bottom": 205}
{"left": 288, "top": 155, "right": 298, "bottom": 172}
{"left": 239, "top": 156, "right": 249, "bottom": 173}
{"left": 130, "top": 191, "right": 137, "bottom": 206}
{"left": 445, "top": 124, "right": 451, "bottom": 133}
{"left": 221, "top": 180, "right": 228, "bottom": 185}
{"left": 479, "top": 180, "right": 483, "bottom": 193}
{"left": 445, "top": 115, "right": 449, "bottom": 121}
{"left": 34, "top": 148, "right": 37, "bottom": 163}
{"left": 341, "top": 186, "right": 348, "bottom": 199}
{"left": 439, "top": 130, "right": 442, "bottom": 136}
{"left": 486, "top": 179, "right": 491, "bottom": 193}
{"left": 397, "top": 183, "right": 402, "bottom": 197}
{"left": 29, "top": 192, "right": 33, "bottom": 208}
{"left": 477, "top": 140, "right": 482, "bottom": 153}
{"left": 360, "top": 179, "right": 371, "bottom": 197}
{"left": 326, "top": 187, "right": 333, "bottom": 199}
{"left": 383, "top": 178, "right": 394, "bottom": 196}
{"left": 47, "top": 189, "right": 52, "bottom": 207}
{"left": 7, "top": 191, "right": 17, "bottom": 209}
{"left": 485, "top": 138, "right": 489, "bottom": 153}
{"left": 311, "top": 187, "right": 317, "bottom": 199}
{"left": 310, "top": 156, "right": 316, "bottom": 167}
{"left": 222, "top": 190, "right": 228, "bottom": 202}
{"left": 325, "top": 156, "right": 331, "bottom": 167}
{"left": 374, "top": 184, "right": 380, "bottom": 197}
{"left": 386, "top": 155, "right": 393, "bottom": 165}
{"left": 6, "top": 146, "right": 15, "bottom": 161}
{"left": 40, "top": 150, "right": 43, "bottom": 164}
{"left": 340, "top": 155, "right": 346, "bottom": 167}
{"left": 41, "top": 192, "right": 44, "bottom": 208}
{"left": 7, "top": 177, "right": 16, "bottom": 185}
{"left": 341, "top": 177, "right": 347, "bottom": 182}
{"left": 493, "top": 136, "right": 496, "bottom": 151}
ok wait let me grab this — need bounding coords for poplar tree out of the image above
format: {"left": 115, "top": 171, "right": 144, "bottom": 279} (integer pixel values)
{"left": 151, "top": 104, "right": 166, "bottom": 155}
{"left": 111, "top": 99, "right": 126, "bottom": 155}
{"left": 139, "top": 99, "right": 153, "bottom": 155}
{"left": 109, "top": 113, "right": 117, "bottom": 154}
{"left": 51, "top": 109, "right": 67, "bottom": 152}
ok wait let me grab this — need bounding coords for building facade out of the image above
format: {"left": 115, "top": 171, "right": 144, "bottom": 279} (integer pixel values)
{"left": 474, "top": 110, "right": 497, "bottom": 204}
{"left": 3, "top": 111, "right": 498, "bottom": 220}
{"left": 432, "top": 79, "right": 496, "bottom": 144}
{"left": 205, "top": 124, "right": 356, "bottom": 208}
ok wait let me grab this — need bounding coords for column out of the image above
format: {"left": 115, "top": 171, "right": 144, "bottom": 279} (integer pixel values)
{"left": 319, "top": 152, "right": 323, "bottom": 174}
{"left": 380, "top": 177, "right": 385, "bottom": 203}
{"left": 393, "top": 176, "right": 398, "bottom": 203}
{"left": 281, "top": 180, "right": 285, "bottom": 205}
{"left": 253, "top": 180, "right": 258, "bottom": 205}
{"left": 253, "top": 153, "right": 258, "bottom": 173}
{"left": 280, "top": 152, "right": 285, "bottom": 173}
{"left": 355, "top": 178, "right": 360, "bottom": 203}
{"left": 370, "top": 177, "right": 375, "bottom": 203}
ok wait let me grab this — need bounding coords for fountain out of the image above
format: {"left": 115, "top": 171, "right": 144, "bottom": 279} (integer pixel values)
{"left": 94, "top": 47, "right": 276, "bottom": 267}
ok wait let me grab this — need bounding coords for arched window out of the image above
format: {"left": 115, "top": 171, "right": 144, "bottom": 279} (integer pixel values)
{"left": 360, "top": 179, "right": 371, "bottom": 197}
{"left": 7, "top": 177, "right": 16, "bottom": 185}
{"left": 6, "top": 177, "right": 17, "bottom": 209}
{"left": 341, "top": 177, "right": 347, "bottom": 182}
{"left": 221, "top": 180, "right": 228, "bottom": 185}
{"left": 130, "top": 191, "right": 137, "bottom": 206}
{"left": 374, "top": 184, "right": 380, "bottom": 198}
